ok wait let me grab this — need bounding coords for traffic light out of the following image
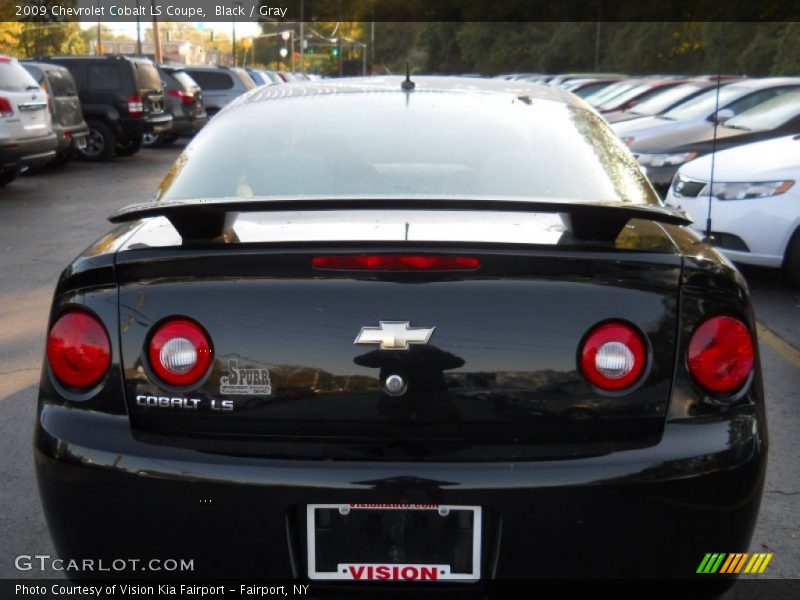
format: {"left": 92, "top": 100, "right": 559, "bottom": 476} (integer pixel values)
{"left": 331, "top": 47, "right": 339, "bottom": 57}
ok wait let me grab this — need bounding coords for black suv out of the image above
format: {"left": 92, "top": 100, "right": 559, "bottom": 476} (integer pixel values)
{"left": 35, "top": 55, "right": 172, "bottom": 160}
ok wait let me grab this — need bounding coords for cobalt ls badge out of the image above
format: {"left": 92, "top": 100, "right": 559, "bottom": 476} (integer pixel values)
{"left": 219, "top": 359, "right": 272, "bottom": 395}
{"left": 354, "top": 321, "right": 435, "bottom": 350}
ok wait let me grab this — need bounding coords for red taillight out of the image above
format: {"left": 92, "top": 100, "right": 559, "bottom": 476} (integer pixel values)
{"left": 0, "top": 97, "right": 13, "bottom": 118}
{"left": 148, "top": 319, "right": 213, "bottom": 387}
{"left": 580, "top": 322, "right": 647, "bottom": 391}
{"left": 688, "top": 316, "right": 754, "bottom": 393}
{"left": 168, "top": 89, "right": 194, "bottom": 104}
{"left": 311, "top": 255, "right": 480, "bottom": 271}
{"left": 47, "top": 309, "right": 111, "bottom": 388}
{"left": 127, "top": 95, "right": 144, "bottom": 117}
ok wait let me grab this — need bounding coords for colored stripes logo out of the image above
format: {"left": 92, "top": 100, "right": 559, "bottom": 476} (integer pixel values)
{"left": 697, "top": 553, "right": 773, "bottom": 574}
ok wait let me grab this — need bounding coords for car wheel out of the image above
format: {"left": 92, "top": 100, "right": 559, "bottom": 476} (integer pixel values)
{"left": 115, "top": 136, "right": 143, "bottom": 157}
{"left": 142, "top": 132, "right": 161, "bottom": 147}
{"left": 159, "top": 133, "right": 180, "bottom": 145}
{"left": 78, "top": 121, "right": 115, "bottom": 161}
{"left": 784, "top": 228, "right": 800, "bottom": 286}
{"left": 0, "top": 168, "right": 16, "bottom": 187}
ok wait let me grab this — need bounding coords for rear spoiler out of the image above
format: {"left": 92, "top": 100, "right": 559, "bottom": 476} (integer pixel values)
{"left": 109, "top": 198, "right": 691, "bottom": 244}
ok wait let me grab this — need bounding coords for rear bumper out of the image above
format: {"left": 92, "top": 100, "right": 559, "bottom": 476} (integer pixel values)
{"left": 35, "top": 403, "right": 766, "bottom": 579}
{"left": 118, "top": 114, "right": 173, "bottom": 140}
{"left": 55, "top": 123, "right": 90, "bottom": 153}
{"left": 0, "top": 132, "right": 57, "bottom": 168}
{"left": 171, "top": 113, "right": 208, "bottom": 136}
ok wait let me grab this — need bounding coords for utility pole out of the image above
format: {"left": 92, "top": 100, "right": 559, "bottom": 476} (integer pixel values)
{"left": 594, "top": 21, "right": 602, "bottom": 72}
{"left": 290, "top": 30, "right": 295, "bottom": 71}
{"left": 232, "top": 2, "right": 240, "bottom": 66}
{"left": 370, "top": 20, "right": 375, "bottom": 75}
{"left": 151, "top": 1, "right": 162, "bottom": 62}
{"left": 337, "top": 32, "right": 343, "bottom": 77}
{"left": 135, "top": 0, "right": 142, "bottom": 55}
{"left": 299, "top": 0, "right": 305, "bottom": 74}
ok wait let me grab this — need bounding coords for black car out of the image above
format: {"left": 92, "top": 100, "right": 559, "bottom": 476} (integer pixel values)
{"left": 36, "top": 78, "right": 766, "bottom": 581}
{"left": 633, "top": 90, "right": 800, "bottom": 195}
{"left": 35, "top": 55, "right": 172, "bottom": 160}
{"left": 21, "top": 61, "right": 89, "bottom": 166}
{"left": 142, "top": 65, "right": 207, "bottom": 147}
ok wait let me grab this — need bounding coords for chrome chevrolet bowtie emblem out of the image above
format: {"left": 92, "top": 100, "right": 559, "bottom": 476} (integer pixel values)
{"left": 354, "top": 321, "right": 435, "bottom": 350}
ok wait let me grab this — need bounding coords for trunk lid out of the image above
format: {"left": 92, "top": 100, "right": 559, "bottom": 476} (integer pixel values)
{"left": 117, "top": 235, "right": 682, "bottom": 460}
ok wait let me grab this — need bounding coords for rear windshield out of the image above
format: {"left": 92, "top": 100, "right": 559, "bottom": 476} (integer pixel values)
{"left": 629, "top": 83, "right": 706, "bottom": 116}
{"left": 158, "top": 91, "right": 656, "bottom": 206}
{"left": 132, "top": 60, "right": 161, "bottom": 90}
{"left": 171, "top": 70, "right": 199, "bottom": 90}
{"left": 0, "top": 60, "right": 40, "bottom": 92}
{"left": 49, "top": 69, "right": 78, "bottom": 97}
{"left": 725, "top": 92, "right": 800, "bottom": 131}
{"left": 662, "top": 85, "right": 746, "bottom": 120}
{"left": 585, "top": 81, "right": 638, "bottom": 105}
{"left": 187, "top": 70, "right": 233, "bottom": 90}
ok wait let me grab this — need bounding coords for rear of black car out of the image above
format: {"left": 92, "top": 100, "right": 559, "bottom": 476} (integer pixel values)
{"left": 156, "top": 66, "right": 207, "bottom": 141}
{"left": 34, "top": 80, "right": 766, "bottom": 582}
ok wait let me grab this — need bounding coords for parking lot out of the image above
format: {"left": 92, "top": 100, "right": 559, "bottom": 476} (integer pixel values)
{"left": 0, "top": 144, "right": 798, "bottom": 586}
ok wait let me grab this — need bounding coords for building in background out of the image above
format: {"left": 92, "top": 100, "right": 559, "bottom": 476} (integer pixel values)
{"left": 97, "top": 40, "right": 229, "bottom": 66}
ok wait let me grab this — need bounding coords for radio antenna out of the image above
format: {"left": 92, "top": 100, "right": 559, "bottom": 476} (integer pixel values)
{"left": 401, "top": 62, "right": 415, "bottom": 90}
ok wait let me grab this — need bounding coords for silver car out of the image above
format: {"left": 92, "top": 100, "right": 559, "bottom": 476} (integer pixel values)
{"left": 181, "top": 66, "right": 256, "bottom": 117}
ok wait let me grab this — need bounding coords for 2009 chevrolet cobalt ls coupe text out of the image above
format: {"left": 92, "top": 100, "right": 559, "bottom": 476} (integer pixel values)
{"left": 36, "top": 77, "right": 766, "bottom": 582}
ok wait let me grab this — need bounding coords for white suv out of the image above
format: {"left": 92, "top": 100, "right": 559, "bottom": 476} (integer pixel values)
{"left": 0, "top": 56, "right": 57, "bottom": 186}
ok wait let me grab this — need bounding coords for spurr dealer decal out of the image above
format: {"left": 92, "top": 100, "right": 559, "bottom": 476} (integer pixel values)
{"left": 220, "top": 359, "right": 272, "bottom": 395}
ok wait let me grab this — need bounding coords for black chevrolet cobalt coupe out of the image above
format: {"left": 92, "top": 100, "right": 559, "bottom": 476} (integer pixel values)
{"left": 37, "top": 77, "right": 766, "bottom": 582}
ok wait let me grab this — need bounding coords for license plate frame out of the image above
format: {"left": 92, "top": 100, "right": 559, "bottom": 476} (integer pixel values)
{"left": 306, "top": 503, "right": 482, "bottom": 582}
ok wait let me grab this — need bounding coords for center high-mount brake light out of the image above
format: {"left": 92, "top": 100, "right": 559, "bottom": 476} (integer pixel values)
{"left": 580, "top": 322, "right": 647, "bottom": 391}
{"left": 148, "top": 318, "right": 213, "bottom": 387}
{"left": 688, "top": 316, "right": 754, "bottom": 393}
{"left": 311, "top": 255, "right": 480, "bottom": 271}
{"left": 47, "top": 309, "right": 111, "bottom": 388}
{"left": 127, "top": 95, "right": 144, "bottom": 117}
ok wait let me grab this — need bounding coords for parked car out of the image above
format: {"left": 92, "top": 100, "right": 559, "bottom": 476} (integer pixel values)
{"left": 582, "top": 78, "right": 639, "bottom": 107}
{"left": 595, "top": 79, "right": 686, "bottom": 114}
{"left": 603, "top": 79, "right": 739, "bottom": 124}
{"left": 143, "top": 65, "right": 207, "bottom": 147}
{"left": 262, "top": 70, "right": 285, "bottom": 84}
{"left": 276, "top": 71, "right": 297, "bottom": 82}
{"left": 631, "top": 90, "right": 800, "bottom": 195}
{"left": 21, "top": 61, "right": 89, "bottom": 166}
{"left": 613, "top": 77, "right": 800, "bottom": 147}
{"left": 181, "top": 66, "right": 256, "bottom": 116}
{"left": 35, "top": 55, "right": 172, "bottom": 160}
{"left": 0, "top": 56, "right": 56, "bottom": 185}
{"left": 37, "top": 77, "right": 765, "bottom": 581}
{"left": 666, "top": 135, "right": 800, "bottom": 284}
{"left": 564, "top": 77, "right": 623, "bottom": 98}
{"left": 547, "top": 72, "right": 624, "bottom": 88}
{"left": 245, "top": 68, "right": 270, "bottom": 86}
